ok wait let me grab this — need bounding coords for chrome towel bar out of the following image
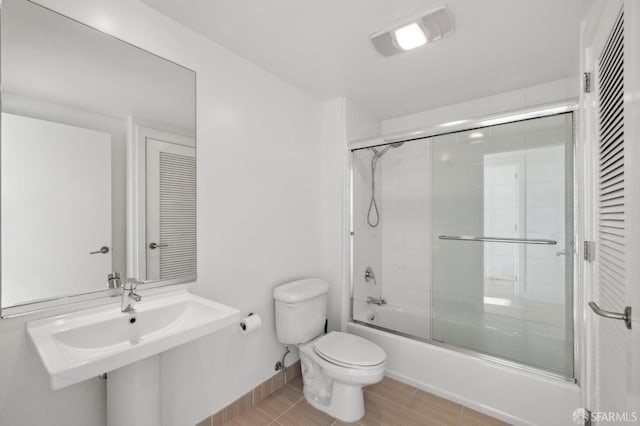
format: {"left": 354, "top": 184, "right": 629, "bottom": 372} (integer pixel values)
{"left": 438, "top": 235, "right": 557, "bottom": 245}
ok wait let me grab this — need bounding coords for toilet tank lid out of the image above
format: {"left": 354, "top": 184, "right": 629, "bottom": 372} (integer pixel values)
{"left": 273, "top": 278, "right": 329, "bottom": 302}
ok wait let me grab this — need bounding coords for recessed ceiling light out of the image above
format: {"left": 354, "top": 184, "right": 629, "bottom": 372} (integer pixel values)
{"left": 394, "top": 23, "right": 427, "bottom": 51}
{"left": 370, "top": 6, "right": 454, "bottom": 57}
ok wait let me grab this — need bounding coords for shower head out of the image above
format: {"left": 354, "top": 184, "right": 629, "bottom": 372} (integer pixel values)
{"left": 371, "top": 141, "right": 404, "bottom": 158}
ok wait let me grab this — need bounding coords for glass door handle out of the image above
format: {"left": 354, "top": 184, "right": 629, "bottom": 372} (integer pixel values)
{"left": 588, "top": 302, "right": 632, "bottom": 330}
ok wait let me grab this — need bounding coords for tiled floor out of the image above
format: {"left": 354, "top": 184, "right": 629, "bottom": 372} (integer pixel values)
{"left": 223, "top": 376, "right": 510, "bottom": 426}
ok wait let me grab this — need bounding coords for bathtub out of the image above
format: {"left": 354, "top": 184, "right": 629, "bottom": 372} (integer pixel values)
{"left": 353, "top": 303, "right": 429, "bottom": 339}
{"left": 347, "top": 319, "right": 580, "bottom": 425}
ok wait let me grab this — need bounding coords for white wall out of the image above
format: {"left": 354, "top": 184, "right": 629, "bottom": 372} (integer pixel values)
{"left": 319, "top": 98, "right": 348, "bottom": 331}
{"left": 344, "top": 99, "right": 381, "bottom": 142}
{"left": 0, "top": 1, "right": 324, "bottom": 426}
{"left": 381, "top": 77, "right": 579, "bottom": 135}
{"left": 321, "top": 98, "right": 381, "bottom": 327}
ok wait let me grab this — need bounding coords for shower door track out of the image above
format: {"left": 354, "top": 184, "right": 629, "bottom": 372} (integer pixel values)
{"left": 347, "top": 100, "right": 580, "bottom": 384}
{"left": 349, "top": 101, "right": 577, "bottom": 151}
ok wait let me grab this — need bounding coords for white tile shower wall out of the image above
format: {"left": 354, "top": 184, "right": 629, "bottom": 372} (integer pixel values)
{"left": 380, "top": 140, "right": 432, "bottom": 337}
{"left": 431, "top": 131, "right": 485, "bottom": 316}
{"left": 352, "top": 148, "right": 383, "bottom": 317}
{"left": 381, "top": 77, "right": 579, "bottom": 135}
{"left": 0, "top": 1, "right": 324, "bottom": 426}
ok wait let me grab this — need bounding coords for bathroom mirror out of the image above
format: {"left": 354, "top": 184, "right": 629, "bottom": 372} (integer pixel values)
{"left": 0, "top": 0, "right": 197, "bottom": 315}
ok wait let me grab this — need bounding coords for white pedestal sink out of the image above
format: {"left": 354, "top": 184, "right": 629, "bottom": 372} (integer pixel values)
{"left": 27, "top": 290, "right": 240, "bottom": 426}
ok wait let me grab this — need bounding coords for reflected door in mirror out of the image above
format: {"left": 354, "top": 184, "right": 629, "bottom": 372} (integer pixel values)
{"left": 1, "top": 113, "right": 112, "bottom": 306}
{"left": 146, "top": 138, "right": 196, "bottom": 281}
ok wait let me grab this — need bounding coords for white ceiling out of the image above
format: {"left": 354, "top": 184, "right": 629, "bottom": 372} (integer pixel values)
{"left": 140, "top": 0, "right": 584, "bottom": 120}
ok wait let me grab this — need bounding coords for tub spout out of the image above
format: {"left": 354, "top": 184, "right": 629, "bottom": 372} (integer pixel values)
{"left": 366, "top": 296, "right": 387, "bottom": 306}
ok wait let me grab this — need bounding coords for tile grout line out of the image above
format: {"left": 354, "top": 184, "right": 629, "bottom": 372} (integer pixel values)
{"left": 272, "top": 394, "right": 305, "bottom": 423}
{"left": 457, "top": 406, "right": 465, "bottom": 426}
{"left": 363, "top": 388, "right": 415, "bottom": 410}
{"left": 285, "top": 382, "right": 301, "bottom": 393}
{"left": 254, "top": 405, "right": 278, "bottom": 422}
{"left": 406, "top": 387, "right": 418, "bottom": 407}
{"left": 405, "top": 403, "right": 455, "bottom": 425}
{"left": 363, "top": 389, "right": 409, "bottom": 412}
{"left": 365, "top": 388, "right": 462, "bottom": 425}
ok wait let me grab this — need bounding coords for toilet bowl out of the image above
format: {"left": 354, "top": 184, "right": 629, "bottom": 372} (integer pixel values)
{"left": 273, "top": 278, "right": 386, "bottom": 422}
{"left": 298, "top": 331, "right": 386, "bottom": 421}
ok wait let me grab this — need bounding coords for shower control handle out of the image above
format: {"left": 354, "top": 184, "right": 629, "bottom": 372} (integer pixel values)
{"left": 364, "top": 267, "right": 377, "bottom": 286}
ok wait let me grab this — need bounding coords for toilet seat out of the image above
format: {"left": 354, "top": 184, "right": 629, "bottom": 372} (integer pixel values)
{"left": 313, "top": 331, "right": 386, "bottom": 369}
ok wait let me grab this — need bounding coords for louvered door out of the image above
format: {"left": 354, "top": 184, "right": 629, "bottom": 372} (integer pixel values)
{"left": 588, "top": 3, "right": 639, "bottom": 421}
{"left": 146, "top": 138, "right": 196, "bottom": 281}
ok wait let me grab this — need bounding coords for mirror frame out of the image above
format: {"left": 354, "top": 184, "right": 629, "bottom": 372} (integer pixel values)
{"left": 0, "top": 0, "right": 197, "bottom": 318}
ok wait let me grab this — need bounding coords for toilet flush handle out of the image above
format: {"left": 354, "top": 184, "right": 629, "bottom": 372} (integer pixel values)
{"left": 286, "top": 303, "right": 297, "bottom": 309}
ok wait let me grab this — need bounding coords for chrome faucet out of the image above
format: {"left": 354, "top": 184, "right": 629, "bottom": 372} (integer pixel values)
{"left": 121, "top": 278, "right": 142, "bottom": 313}
{"left": 107, "top": 272, "right": 122, "bottom": 289}
{"left": 366, "top": 296, "right": 387, "bottom": 306}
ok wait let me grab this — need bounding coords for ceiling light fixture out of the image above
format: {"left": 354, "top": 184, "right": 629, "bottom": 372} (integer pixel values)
{"left": 371, "top": 6, "right": 454, "bottom": 57}
{"left": 394, "top": 23, "right": 427, "bottom": 50}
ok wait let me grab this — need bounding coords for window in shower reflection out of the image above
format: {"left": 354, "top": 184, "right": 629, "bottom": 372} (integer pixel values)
{"left": 483, "top": 144, "right": 567, "bottom": 305}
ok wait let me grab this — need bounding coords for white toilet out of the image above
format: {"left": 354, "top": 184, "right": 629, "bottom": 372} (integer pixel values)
{"left": 273, "top": 278, "right": 386, "bottom": 422}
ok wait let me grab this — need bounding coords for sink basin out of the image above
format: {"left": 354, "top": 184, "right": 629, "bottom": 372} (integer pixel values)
{"left": 27, "top": 290, "right": 241, "bottom": 389}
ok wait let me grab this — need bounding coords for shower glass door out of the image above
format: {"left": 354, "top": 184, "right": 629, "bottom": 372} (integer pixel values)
{"left": 431, "top": 113, "right": 574, "bottom": 378}
{"left": 350, "top": 112, "right": 574, "bottom": 379}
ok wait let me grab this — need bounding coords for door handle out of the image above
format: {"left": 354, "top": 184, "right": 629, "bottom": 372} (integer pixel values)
{"left": 148, "top": 242, "right": 168, "bottom": 250}
{"left": 588, "top": 301, "right": 632, "bottom": 329}
{"left": 90, "top": 246, "right": 109, "bottom": 255}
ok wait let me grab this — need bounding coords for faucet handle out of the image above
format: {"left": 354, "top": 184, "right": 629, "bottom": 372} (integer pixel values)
{"left": 123, "top": 278, "right": 141, "bottom": 290}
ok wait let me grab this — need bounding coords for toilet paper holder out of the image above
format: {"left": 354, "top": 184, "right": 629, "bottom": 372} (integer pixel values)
{"left": 240, "top": 312, "right": 254, "bottom": 331}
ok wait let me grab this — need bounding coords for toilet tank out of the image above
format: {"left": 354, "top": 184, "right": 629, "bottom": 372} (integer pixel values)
{"left": 273, "top": 278, "right": 329, "bottom": 344}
